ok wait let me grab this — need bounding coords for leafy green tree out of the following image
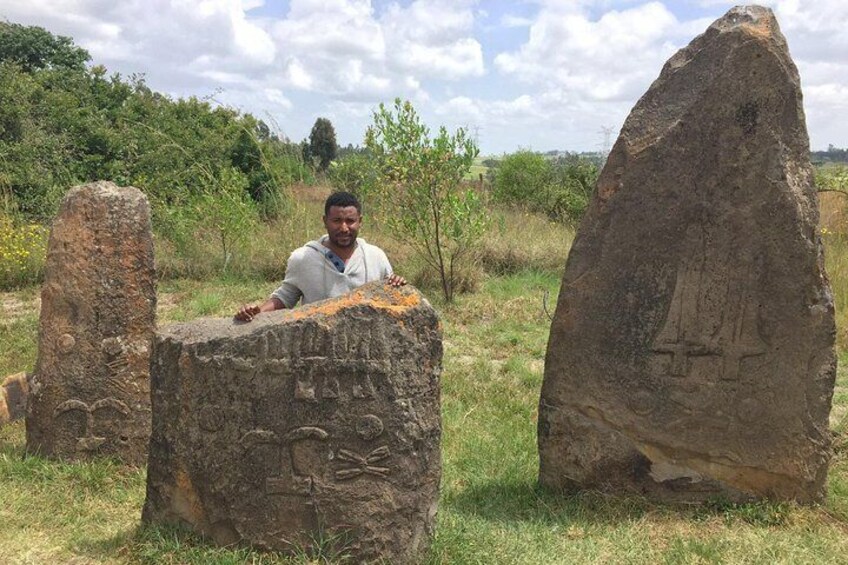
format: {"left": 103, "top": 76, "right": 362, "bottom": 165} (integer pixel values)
{"left": 309, "top": 117, "right": 337, "bottom": 171}
{"left": 0, "top": 22, "right": 90, "bottom": 72}
{"left": 0, "top": 18, "right": 314, "bottom": 265}
{"left": 365, "top": 98, "right": 486, "bottom": 302}
{"left": 328, "top": 152, "right": 376, "bottom": 197}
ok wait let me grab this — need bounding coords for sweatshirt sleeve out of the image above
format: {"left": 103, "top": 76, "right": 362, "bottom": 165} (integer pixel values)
{"left": 378, "top": 247, "right": 393, "bottom": 277}
{"left": 270, "top": 250, "right": 304, "bottom": 308}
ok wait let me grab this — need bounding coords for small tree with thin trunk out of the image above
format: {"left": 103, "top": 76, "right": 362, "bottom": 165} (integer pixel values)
{"left": 365, "top": 98, "right": 487, "bottom": 302}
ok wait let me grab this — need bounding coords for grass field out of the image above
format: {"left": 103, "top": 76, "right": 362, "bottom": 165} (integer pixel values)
{"left": 1, "top": 202, "right": 848, "bottom": 563}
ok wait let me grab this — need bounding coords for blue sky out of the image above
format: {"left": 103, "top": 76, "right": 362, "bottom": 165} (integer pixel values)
{"left": 1, "top": 1, "right": 845, "bottom": 154}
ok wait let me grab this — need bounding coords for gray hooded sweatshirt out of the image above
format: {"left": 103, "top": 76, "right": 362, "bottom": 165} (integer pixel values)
{"left": 271, "top": 235, "right": 393, "bottom": 308}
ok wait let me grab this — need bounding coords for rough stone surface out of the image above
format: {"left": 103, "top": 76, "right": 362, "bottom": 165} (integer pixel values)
{"left": 142, "top": 282, "right": 442, "bottom": 563}
{"left": 0, "top": 372, "right": 29, "bottom": 425}
{"left": 539, "top": 6, "right": 835, "bottom": 503}
{"left": 26, "top": 181, "right": 156, "bottom": 465}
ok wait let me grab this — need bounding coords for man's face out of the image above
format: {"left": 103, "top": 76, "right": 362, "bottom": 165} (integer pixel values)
{"left": 323, "top": 205, "right": 362, "bottom": 248}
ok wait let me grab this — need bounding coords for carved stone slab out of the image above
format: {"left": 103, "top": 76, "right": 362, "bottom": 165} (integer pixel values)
{"left": 142, "top": 282, "right": 442, "bottom": 563}
{"left": 26, "top": 182, "right": 156, "bottom": 465}
{"left": 538, "top": 6, "right": 836, "bottom": 503}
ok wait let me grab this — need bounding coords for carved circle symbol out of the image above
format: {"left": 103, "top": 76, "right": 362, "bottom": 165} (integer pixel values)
{"left": 198, "top": 406, "right": 224, "bottom": 432}
{"left": 737, "top": 398, "right": 764, "bottom": 424}
{"left": 57, "top": 333, "right": 76, "bottom": 353}
{"left": 356, "top": 414, "right": 384, "bottom": 441}
{"left": 628, "top": 391, "right": 656, "bottom": 416}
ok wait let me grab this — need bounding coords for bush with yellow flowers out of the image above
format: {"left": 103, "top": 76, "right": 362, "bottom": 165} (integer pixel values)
{"left": 0, "top": 215, "right": 48, "bottom": 289}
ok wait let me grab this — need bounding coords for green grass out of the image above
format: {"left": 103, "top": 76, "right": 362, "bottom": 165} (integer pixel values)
{"left": 1, "top": 209, "right": 848, "bottom": 562}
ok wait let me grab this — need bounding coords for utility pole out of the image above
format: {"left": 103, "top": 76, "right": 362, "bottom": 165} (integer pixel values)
{"left": 598, "top": 125, "right": 615, "bottom": 164}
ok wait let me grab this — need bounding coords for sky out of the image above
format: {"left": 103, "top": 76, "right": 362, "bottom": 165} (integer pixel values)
{"left": 1, "top": 1, "right": 845, "bottom": 154}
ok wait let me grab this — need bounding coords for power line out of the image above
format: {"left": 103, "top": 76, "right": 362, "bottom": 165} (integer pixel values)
{"left": 471, "top": 124, "right": 481, "bottom": 148}
{"left": 598, "top": 125, "right": 615, "bottom": 157}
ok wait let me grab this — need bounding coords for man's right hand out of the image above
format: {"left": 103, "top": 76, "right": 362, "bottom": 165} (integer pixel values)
{"left": 234, "top": 304, "right": 261, "bottom": 322}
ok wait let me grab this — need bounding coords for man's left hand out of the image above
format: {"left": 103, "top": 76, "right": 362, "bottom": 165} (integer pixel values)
{"left": 386, "top": 274, "right": 407, "bottom": 287}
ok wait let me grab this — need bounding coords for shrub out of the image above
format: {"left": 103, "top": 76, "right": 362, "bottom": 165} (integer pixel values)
{"left": 492, "top": 150, "right": 550, "bottom": 206}
{"left": 153, "top": 168, "right": 259, "bottom": 277}
{"left": 544, "top": 157, "right": 598, "bottom": 222}
{"left": 328, "top": 152, "right": 377, "bottom": 198}
{"left": 188, "top": 168, "right": 259, "bottom": 273}
{"left": 492, "top": 151, "right": 598, "bottom": 223}
{"left": 817, "top": 164, "right": 848, "bottom": 193}
{"left": 0, "top": 214, "right": 48, "bottom": 289}
{"left": 365, "top": 98, "right": 487, "bottom": 302}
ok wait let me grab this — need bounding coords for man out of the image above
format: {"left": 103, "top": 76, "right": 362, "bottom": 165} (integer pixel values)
{"left": 234, "top": 191, "right": 406, "bottom": 321}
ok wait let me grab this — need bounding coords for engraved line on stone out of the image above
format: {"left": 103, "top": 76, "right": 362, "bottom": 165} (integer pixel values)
{"left": 106, "top": 354, "right": 129, "bottom": 374}
{"left": 322, "top": 376, "right": 340, "bottom": 398}
{"left": 230, "top": 357, "right": 255, "bottom": 373}
{"left": 653, "top": 224, "right": 768, "bottom": 382}
{"left": 335, "top": 445, "right": 391, "bottom": 480}
{"left": 717, "top": 274, "right": 766, "bottom": 381}
{"left": 294, "top": 371, "right": 316, "bottom": 401}
{"left": 352, "top": 374, "right": 375, "bottom": 399}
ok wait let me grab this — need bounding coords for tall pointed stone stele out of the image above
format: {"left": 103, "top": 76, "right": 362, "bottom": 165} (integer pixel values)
{"left": 538, "top": 6, "right": 835, "bottom": 503}
{"left": 26, "top": 181, "right": 156, "bottom": 465}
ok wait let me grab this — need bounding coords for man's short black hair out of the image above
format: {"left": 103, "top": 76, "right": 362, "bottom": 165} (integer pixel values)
{"left": 325, "top": 191, "right": 362, "bottom": 216}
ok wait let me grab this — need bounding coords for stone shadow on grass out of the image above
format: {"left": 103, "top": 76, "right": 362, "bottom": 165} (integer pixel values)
{"left": 446, "top": 478, "right": 652, "bottom": 526}
{"left": 446, "top": 478, "right": 794, "bottom": 528}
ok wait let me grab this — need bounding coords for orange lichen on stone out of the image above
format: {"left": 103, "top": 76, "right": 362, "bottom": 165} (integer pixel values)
{"left": 741, "top": 20, "right": 773, "bottom": 40}
{"left": 289, "top": 285, "right": 421, "bottom": 321}
{"left": 0, "top": 394, "right": 9, "bottom": 423}
{"left": 172, "top": 466, "right": 206, "bottom": 526}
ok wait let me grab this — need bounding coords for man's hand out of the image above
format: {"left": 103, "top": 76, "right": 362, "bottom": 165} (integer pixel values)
{"left": 234, "top": 297, "right": 285, "bottom": 322}
{"left": 386, "top": 274, "right": 407, "bottom": 287}
{"left": 234, "top": 304, "right": 261, "bottom": 322}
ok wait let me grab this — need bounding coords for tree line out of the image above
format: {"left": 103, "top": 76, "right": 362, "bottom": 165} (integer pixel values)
{"left": 0, "top": 21, "right": 345, "bottom": 223}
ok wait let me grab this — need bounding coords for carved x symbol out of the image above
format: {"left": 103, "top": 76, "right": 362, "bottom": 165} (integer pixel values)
{"left": 335, "top": 445, "right": 391, "bottom": 480}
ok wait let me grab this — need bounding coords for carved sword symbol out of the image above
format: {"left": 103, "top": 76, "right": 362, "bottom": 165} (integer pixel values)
{"left": 335, "top": 445, "right": 391, "bottom": 480}
{"left": 240, "top": 426, "right": 329, "bottom": 495}
{"left": 652, "top": 224, "right": 766, "bottom": 380}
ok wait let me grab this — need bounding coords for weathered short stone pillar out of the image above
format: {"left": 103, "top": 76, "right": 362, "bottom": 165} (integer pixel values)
{"left": 26, "top": 181, "right": 156, "bottom": 465}
{"left": 142, "top": 282, "right": 442, "bottom": 563}
{"left": 0, "top": 372, "right": 29, "bottom": 425}
{"left": 539, "top": 6, "right": 835, "bottom": 503}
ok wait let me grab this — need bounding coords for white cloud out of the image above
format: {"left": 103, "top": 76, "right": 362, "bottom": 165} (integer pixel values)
{"left": 500, "top": 14, "right": 533, "bottom": 28}
{"left": 381, "top": 0, "right": 484, "bottom": 80}
{"left": 284, "top": 58, "right": 314, "bottom": 90}
{"left": 495, "top": 2, "right": 679, "bottom": 103}
{"left": 0, "top": 1, "right": 846, "bottom": 152}
{"left": 263, "top": 88, "right": 292, "bottom": 110}
{"left": 266, "top": 0, "right": 482, "bottom": 100}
